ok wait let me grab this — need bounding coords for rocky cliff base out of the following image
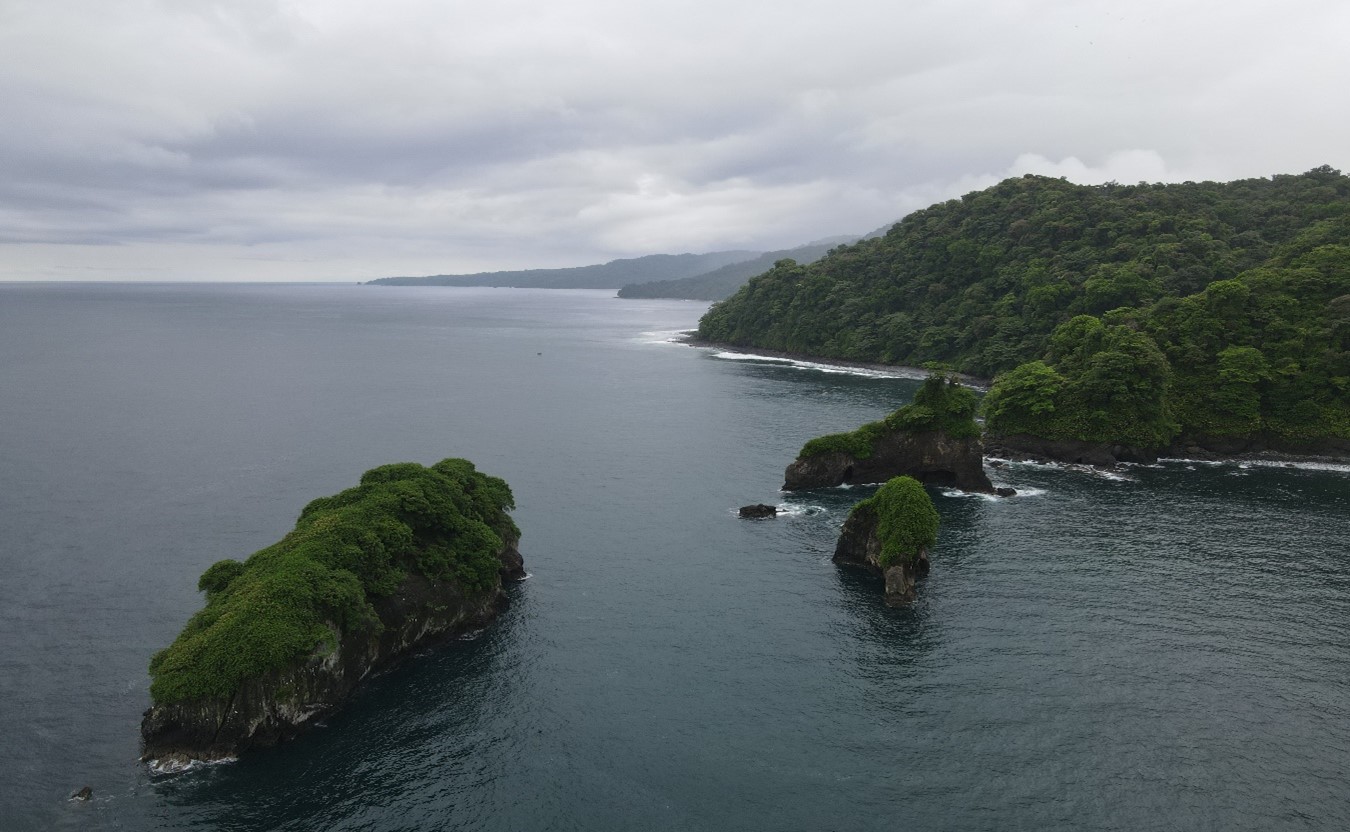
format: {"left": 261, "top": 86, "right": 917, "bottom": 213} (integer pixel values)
{"left": 141, "top": 541, "right": 525, "bottom": 770}
{"left": 833, "top": 502, "right": 930, "bottom": 605}
{"left": 784, "top": 430, "right": 994, "bottom": 493}
{"left": 984, "top": 434, "right": 1160, "bottom": 466}
{"left": 988, "top": 433, "right": 1350, "bottom": 467}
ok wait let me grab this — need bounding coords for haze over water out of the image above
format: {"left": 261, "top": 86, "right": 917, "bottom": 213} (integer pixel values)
{"left": 1, "top": 284, "right": 1347, "bottom": 831}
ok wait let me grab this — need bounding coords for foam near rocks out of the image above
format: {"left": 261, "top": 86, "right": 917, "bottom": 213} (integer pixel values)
{"left": 706, "top": 350, "right": 928, "bottom": 380}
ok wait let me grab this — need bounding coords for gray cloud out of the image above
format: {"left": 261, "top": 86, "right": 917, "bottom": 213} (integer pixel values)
{"left": 2, "top": 0, "right": 1348, "bottom": 280}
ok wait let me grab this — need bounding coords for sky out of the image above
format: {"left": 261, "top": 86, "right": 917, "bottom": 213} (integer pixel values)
{"left": 2, "top": 0, "right": 1349, "bottom": 282}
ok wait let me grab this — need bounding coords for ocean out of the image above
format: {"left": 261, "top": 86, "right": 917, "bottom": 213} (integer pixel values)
{"left": 1, "top": 283, "right": 1347, "bottom": 830}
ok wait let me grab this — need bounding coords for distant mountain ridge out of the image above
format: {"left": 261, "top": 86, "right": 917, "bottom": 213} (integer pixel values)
{"left": 616, "top": 237, "right": 859, "bottom": 301}
{"left": 369, "top": 250, "right": 761, "bottom": 289}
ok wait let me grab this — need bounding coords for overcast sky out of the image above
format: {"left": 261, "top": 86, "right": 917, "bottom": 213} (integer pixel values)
{"left": 3, "top": 0, "right": 1348, "bottom": 281}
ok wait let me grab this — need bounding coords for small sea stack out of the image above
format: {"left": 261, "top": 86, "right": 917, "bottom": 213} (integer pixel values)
{"left": 833, "top": 476, "right": 939, "bottom": 605}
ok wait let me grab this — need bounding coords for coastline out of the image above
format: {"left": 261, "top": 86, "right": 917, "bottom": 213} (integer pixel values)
{"left": 683, "top": 335, "right": 1349, "bottom": 467}
{"left": 676, "top": 333, "right": 992, "bottom": 387}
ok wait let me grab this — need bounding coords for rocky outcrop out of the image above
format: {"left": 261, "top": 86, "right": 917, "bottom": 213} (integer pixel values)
{"left": 738, "top": 503, "right": 778, "bottom": 518}
{"left": 141, "top": 538, "right": 524, "bottom": 770}
{"left": 833, "top": 501, "right": 930, "bottom": 605}
{"left": 784, "top": 430, "right": 994, "bottom": 493}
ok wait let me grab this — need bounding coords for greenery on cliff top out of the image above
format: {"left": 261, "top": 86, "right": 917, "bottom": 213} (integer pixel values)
{"left": 800, "top": 372, "right": 980, "bottom": 459}
{"left": 699, "top": 168, "right": 1350, "bottom": 445}
{"left": 983, "top": 243, "right": 1350, "bottom": 446}
{"left": 148, "top": 459, "right": 517, "bottom": 705}
{"left": 850, "top": 476, "right": 939, "bottom": 568}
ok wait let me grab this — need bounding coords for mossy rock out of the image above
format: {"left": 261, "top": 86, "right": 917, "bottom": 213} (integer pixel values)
{"left": 148, "top": 458, "right": 517, "bottom": 705}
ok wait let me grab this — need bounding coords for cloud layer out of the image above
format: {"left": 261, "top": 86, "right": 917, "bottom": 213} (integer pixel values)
{"left": 3, "top": 0, "right": 1348, "bottom": 280}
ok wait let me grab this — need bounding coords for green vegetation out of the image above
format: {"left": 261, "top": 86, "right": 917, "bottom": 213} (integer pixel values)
{"left": 800, "top": 372, "right": 980, "bottom": 458}
{"left": 148, "top": 459, "right": 517, "bottom": 705}
{"left": 982, "top": 316, "right": 1177, "bottom": 446}
{"left": 700, "top": 168, "right": 1350, "bottom": 446}
{"left": 851, "top": 476, "right": 939, "bottom": 568}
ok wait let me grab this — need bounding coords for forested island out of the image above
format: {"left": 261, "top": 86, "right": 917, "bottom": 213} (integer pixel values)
{"left": 141, "top": 459, "right": 524, "bottom": 767}
{"left": 699, "top": 168, "right": 1350, "bottom": 460}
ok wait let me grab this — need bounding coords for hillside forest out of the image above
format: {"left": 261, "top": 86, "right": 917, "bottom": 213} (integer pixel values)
{"left": 697, "top": 168, "right": 1350, "bottom": 448}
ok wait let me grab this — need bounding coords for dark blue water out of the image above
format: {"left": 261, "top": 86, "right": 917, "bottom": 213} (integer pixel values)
{"left": 1, "top": 283, "right": 1347, "bottom": 831}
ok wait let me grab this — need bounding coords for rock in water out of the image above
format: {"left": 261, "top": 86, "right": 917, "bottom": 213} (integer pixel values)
{"left": 738, "top": 503, "right": 778, "bottom": 518}
{"left": 70, "top": 787, "right": 92, "bottom": 802}
{"left": 833, "top": 476, "right": 939, "bottom": 605}
{"left": 140, "top": 459, "right": 524, "bottom": 768}
{"left": 784, "top": 373, "right": 995, "bottom": 493}
{"left": 784, "top": 431, "right": 993, "bottom": 493}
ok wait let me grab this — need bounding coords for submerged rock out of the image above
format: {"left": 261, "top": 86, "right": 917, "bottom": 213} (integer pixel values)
{"left": 141, "top": 459, "right": 524, "bottom": 768}
{"left": 833, "top": 476, "right": 938, "bottom": 605}
{"left": 738, "top": 503, "right": 778, "bottom": 518}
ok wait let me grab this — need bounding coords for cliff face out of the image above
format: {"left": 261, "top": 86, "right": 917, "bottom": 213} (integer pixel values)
{"left": 141, "top": 539, "right": 525, "bottom": 770}
{"left": 833, "top": 502, "right": 930, "bottom": 605}
{"left": 784, "top": 429, "right": 994, "bottom": 493}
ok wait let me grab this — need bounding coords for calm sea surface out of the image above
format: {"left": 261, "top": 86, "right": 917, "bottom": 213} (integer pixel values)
{"left": 1, "top": 283, "right": 1347, "bottom": 831}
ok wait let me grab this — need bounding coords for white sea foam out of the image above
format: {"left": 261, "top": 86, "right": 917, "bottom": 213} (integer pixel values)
{"left": 1097, "top": 470, "right": 1136, "bottom": 482}
{"left": 1157, "top": 456, "right": 1350, "bottom": 474}
{"left": 1236, "top": 459, "right": 1350, "bottom": 474}
{"left": 147, "top": 755, "right": 237, "bottom": 776}
{"left": 637, "top": 329, "right": 695, "bottom": 345}
{"left": 706, "top": 350, "right": 929, "bottom": 380}
{"left": 776, "top": 502, "right": 826, "bottom": 517}
{"left": 1159, "top": 457, "right": 1228, "bottom": 467}
{"left": 990, "top": 457, "right": 1135, "bottom": 481}
{"left": 939, "top": 488, "right": 1001, "bottom": 502}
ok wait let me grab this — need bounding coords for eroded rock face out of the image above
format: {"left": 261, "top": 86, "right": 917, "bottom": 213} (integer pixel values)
{"left": 140, "top": 538, "right": 524, "bottom": 769}
{"left": 832, "top": 503, "right": 930, "bottom": 605}
{"left": 784, "top": 430, "right": 994, "bottom": 493}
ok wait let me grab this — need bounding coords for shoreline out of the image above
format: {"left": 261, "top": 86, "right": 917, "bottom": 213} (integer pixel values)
{"left": 990, "top": 445, "right": 1350, "bottom": 469}
{"left": 682, "top": 335, "right": 1348, "bottom": 468}
{"left": 676, "top": 333, "right": 993, "bottom": 387}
